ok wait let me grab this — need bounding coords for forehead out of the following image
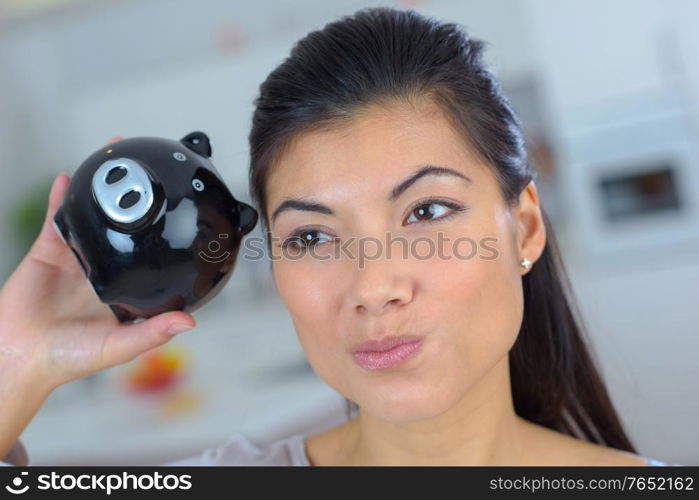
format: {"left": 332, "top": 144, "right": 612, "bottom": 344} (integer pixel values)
{"left": 265, "top": 100, "right": 487, "bottom": 212}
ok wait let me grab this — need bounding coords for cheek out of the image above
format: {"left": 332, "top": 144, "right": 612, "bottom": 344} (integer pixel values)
{"left": 273, "top": 260, "right": 329, "bottom": 312}
{"left": 424, "top": 220, "right": 524, "bottom": 371}
{"left": 272, "top": 260, "right": 345, "bottom": 374}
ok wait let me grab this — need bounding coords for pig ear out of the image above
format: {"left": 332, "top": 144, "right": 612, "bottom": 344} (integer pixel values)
{"left": 237, "top": 202, "right": 258, "bottom": 235}
{"left": 181, "top": 131, "right": 212, "bottom": 158}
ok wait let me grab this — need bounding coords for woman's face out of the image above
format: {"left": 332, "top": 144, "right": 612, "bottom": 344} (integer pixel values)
{"left": 266, "top": 100, "right": 538, "bottom": 422}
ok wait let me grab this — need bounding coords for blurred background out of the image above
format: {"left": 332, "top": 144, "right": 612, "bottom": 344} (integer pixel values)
{"left": 0, "top": 0, "right": 697, "bottom": 465}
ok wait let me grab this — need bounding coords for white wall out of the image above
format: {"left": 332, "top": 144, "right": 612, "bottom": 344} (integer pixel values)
{"left": 524, "top": 0, "right": 699, "bottom": 464}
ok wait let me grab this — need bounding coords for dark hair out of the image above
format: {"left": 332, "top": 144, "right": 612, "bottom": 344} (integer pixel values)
{"left": 248, "top": 7, "right": 636, "bottom": 452}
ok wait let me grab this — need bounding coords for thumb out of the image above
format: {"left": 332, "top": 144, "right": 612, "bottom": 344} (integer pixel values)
{"left": 101, "top": 312, "right": 196, "bottom": 367}
{"left": 36, "top": 172, "right": 71, "bottom": 245}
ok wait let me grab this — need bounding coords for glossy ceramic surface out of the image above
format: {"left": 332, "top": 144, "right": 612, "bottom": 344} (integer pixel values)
{"left": 53, "top": 131, "right": 258, "bottom": 322}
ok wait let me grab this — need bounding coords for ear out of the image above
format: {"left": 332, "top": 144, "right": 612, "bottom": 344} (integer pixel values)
{"left": 514, "top": 180, "right": 546, "bottom": 274}
{"left": 236, "top": 201, "right": 259, "bottom": 235}
{"left": 181, "top": 131, "right": 212, "bottom": 157}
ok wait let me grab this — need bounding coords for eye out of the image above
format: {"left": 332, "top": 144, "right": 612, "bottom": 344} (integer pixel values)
{"left": 281, "top": 228, "right": 334, "bottom": 251}
{"left": 192, "top": 178, "right": 205, "bottom": 192}
{"left": 404, "top": 198, "right": 466, "bottom": 225}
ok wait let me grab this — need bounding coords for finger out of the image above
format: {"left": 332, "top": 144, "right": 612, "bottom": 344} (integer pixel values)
{"left": 107, "top": 136, "right": 124, "bottom": 145}
{"left": 36, "top": 172, "right": 71, "bottom": 245}
{"left": 101, "top": 312, "right": 196, "bottom": 367}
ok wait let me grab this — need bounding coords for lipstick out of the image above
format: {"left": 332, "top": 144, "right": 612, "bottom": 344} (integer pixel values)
{"left": 351, "top": 335, "right": 425, "bottom": 371}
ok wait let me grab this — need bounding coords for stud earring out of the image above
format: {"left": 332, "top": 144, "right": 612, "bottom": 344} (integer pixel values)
{"left": 520, "top": 257, "right": 531, "bottom": 270}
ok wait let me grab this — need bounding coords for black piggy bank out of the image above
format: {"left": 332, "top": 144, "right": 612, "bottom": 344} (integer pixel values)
{"left": 53, "top": 131, "right": 258, "bottom": 322}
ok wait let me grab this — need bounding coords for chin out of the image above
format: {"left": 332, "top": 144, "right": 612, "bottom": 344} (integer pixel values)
{"left": 357, "top": 385, "right": 457, "bottom": 423}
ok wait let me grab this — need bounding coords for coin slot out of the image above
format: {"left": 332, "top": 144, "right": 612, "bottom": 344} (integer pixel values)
{"left": 119, "top": 190, "right": 141, "bottom": 209}
{"left": 106, "top": 166, "right": 127, "bottom": 184}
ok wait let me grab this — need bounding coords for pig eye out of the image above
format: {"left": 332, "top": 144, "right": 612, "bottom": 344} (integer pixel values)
{"left": 92, "top": 158, "right": 154, "bottom": 225}
{"left": 192, "top": 179, "right": 205, "bottom": 192}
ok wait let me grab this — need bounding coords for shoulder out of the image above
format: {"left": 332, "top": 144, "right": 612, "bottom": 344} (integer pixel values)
{"left": 519, "top": 418, "right": 651, "bottom": 466}
{"left": 164, "top": 433, "right": 310, "bottom": 466}
{"left": 304, "top": 420, "right": 359, "bottom": 466}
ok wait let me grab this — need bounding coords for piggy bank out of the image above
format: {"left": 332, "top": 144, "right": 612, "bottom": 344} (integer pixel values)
{"left": 53, "top": 131, "right": 258, "bottom": 322}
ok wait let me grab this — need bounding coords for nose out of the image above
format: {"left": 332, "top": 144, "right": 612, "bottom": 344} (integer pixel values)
{"left": 92, "top": 158, "right": 155, "bottom": 228}
{"left": 348, "top": 255, "right": 415, "bottom": 316}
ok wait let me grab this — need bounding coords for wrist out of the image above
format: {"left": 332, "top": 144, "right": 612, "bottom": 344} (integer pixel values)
{"left": 1, "top": 350, "right": 58, "bottom": 396}
{"left": 0, "top": 360, "right": 54, "bottom": 461}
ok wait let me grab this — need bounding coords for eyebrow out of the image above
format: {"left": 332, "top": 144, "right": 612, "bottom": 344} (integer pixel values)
{"left": 270, "top": 165, "right": 472, "bottom": 223}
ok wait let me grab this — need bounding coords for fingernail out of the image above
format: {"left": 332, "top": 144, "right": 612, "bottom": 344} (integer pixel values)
{"left": 167, "top": 323, "right": 193, "bottom": 335}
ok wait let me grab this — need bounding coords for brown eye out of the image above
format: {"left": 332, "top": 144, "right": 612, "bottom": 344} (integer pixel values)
{"left": 282, "top": 229, "right": 333, "bottom": 250}
{"left": 298, "top": 230, "right": 322, "bottom": 245}
{"left": 413, "top": 203, "right": 441, "bottom": 221}
{"left": 405, "top": 200, "right": 462, "bottom": 225}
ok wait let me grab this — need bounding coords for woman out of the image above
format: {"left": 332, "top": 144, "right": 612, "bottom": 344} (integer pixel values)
{"left": 0, "top": 7, "right": 666, "bottom": 466}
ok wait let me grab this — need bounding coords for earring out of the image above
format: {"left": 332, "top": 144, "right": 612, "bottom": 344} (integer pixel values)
{"left": 520, "top": 257, "right": 531, "bottom": 270}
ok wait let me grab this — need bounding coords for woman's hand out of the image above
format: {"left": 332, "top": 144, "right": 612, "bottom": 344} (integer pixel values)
{"left": 0, "top": 138, "right": 196, "bottom": 392}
